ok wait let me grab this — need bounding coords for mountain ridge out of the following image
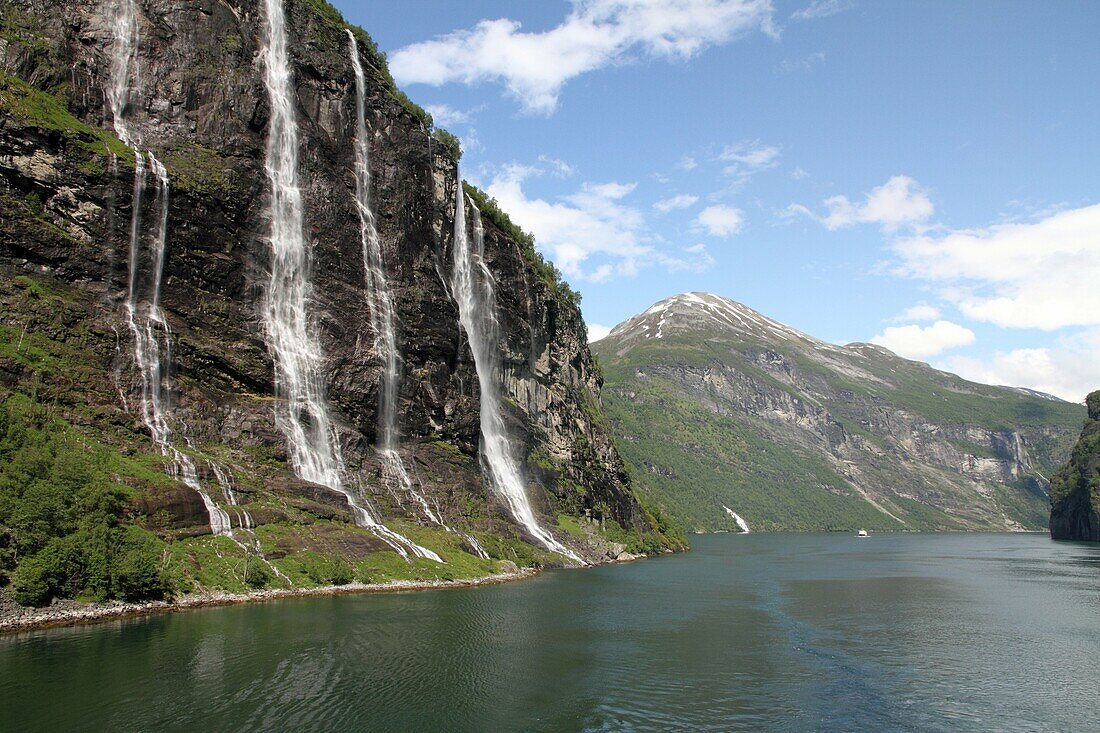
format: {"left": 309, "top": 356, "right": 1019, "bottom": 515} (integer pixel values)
{"left": 601, "top": 292, "right": 1073, "bottom": 404}
{"left": 592, "top": 292, "right": 1084, "bottom": 533}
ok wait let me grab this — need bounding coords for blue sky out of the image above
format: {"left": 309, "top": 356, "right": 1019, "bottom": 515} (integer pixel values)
{"left": 333, "top": 0, "right": 1100, "bottom": 401}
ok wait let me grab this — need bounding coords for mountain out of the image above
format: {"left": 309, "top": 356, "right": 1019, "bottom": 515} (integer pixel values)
{"left": 591, "top": 293, "right": 1085, "bottom": 533}
{"left": 0, "top": 0, "right": 679, "bottom": 609}
{"left": 1049, "top": 391, "right": 1100, "bottom": 540}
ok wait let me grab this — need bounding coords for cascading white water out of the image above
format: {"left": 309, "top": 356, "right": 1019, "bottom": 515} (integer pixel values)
{"left": 174, "top": 449, "right": 233, "bottom": 535}
{"left": 108, "top": 0, "right": 229, "bottom": 537}
{"left": 259, "top": 0, "right": 343, "bottom": 491}
{"left": 451, "top": 181, "right": 581, "bottom": 562}
{"left": 107, "top": 0, "right": 138, "bottom": 148}
{"left": 346, "top": 32, "right": 487, "bottom": 561}
{"left": 346, "top": 31, "right": 436, "bottom": 520}
{"left": 211, "top": 462, "right": 253, "bottom": 529}
{"left": 209, "top": 461, "right": 293, "bottom": 584}
{"left": 126, "top": 154, "right": 164, "bottom": 447}
{"left": 260, "top": 0, "right": 439, "bottom": 562}
{"left": 346, "top": 31, "right": 400, "bottom": 453}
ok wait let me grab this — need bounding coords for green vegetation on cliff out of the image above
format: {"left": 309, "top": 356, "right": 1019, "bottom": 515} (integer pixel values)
{"left": 0, "top": 394, "right": 172, "bottom": 605}
{"left": 0, "top": 72, "right": 133, "bottom": 170}
{"left": 0, "top": 389, "right": 533, "bottom": 605}
{"left": 1049, "top": 391, "right": 1100, "bottom": 540}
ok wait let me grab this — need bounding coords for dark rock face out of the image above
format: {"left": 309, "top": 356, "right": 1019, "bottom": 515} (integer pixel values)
{"left": 1050, "top": 391, "right": 1100, "bottom": 541}
{"left": 0, "top": 0, "right": 670, "bottom": 562}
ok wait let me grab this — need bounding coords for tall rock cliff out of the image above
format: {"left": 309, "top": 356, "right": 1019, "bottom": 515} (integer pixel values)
{"left": 0, "top": 0, "right": 676, "bottom": 604}
{"left": 593, "top": 293, "right": 1084, "bottom": 533}
{"left": 1049, "top": 391, "right": 1100, "bottom": 541}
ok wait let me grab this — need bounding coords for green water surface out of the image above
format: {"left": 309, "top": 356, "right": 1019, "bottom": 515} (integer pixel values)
{"left": 2, "top": 532, "right": 1097, "bottom": 731}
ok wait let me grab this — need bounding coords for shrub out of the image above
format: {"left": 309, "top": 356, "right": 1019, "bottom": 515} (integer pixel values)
{"left": 112, "top": 528, "right": 169, "bottom": 601}
{"left": 12, "top": 535, "right": 81, "bottom": 606}
{"left": 0, "top": 395, "right": 173, "bottom": 606}
{"left": 431, "top": 128, "right": 461, "bottom": 161}
{"left": 244, "top": 558, "right": 271, "bottom": 589}
{"left": 328, "top": 558, "right": 353, "bottom": 586}
{"left": 12, "top": 555, "right": 53, "bottom": 606}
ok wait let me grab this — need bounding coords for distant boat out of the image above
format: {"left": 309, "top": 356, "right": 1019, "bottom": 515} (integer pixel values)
{"left": 857, "top": 529, "right": 869, "bottom": 538}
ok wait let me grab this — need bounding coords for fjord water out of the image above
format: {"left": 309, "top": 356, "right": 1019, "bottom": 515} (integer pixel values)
{"left": 3, "top": 533, "right": 1097, "bottom": 732}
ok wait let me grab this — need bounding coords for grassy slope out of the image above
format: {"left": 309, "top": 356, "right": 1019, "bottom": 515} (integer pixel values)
{"left": 603, "top": 374, "right": 906, "bottom": 532}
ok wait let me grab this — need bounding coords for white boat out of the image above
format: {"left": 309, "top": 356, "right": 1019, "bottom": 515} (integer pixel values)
{"left": 857, "top": 529, "right": 869, "bottom": 538}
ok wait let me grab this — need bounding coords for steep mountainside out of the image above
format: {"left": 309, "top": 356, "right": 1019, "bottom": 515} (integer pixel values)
{"left": 1049, "top": 391, "right": 1100, "bottom": 541}
{"left": 0, "top": 0, "right": 678, "bottom": 608}
{"left": 592, "top": 293, "right": 1084, "bottom": 533}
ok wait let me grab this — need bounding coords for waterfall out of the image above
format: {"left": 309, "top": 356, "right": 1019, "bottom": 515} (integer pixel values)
{"left": 211, "top": 462, "right": 252, "bottom": 529}
{"left": 346, "top": 31, "right": 432, "bottom": 520}
{"left": 723, "top": 505, "right": 752, "bottom": 534}
{"left": 106, "top": 0, "right": 138, "bottom": 148}
{"left": 260, "top": 0, "right": 439, "bottom": 562}
{"left": 210, "top": 461, "right": 294, "bottom": 584}
{"left": 451, "top": 181, "right": 581, "bottom": 562}
{"left": 107, "top": 0, "right": 230, "bottom": 537}
{"left": 174, "top": 449, "right": 233, "bottom": 535}
{"left": 346, "top": 33, "right": 486, "bottom": 560}
{"left": 346, "top": 31, "right": 400, "bottom": 454}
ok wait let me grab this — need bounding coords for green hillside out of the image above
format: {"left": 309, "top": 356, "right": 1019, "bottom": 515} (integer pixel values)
{"left": 593, "top": 293, "right": 1084, "bottom": 533}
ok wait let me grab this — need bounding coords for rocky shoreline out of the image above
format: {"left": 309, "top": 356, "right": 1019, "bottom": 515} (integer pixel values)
{"left": 0, "top": 568, "right": 540, "bottom": 635}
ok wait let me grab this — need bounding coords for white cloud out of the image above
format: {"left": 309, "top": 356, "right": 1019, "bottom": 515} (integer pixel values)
{"left": 936, "top": 328, "right": 1100, "bottom": 403}
{"left": 422, "top": 104, "right": 474, "bottom": 127}
{"left": 717, "top": 140, "right": 780, "bottom": 181}
{"left": 575, "top": 181, "right": 636, "bottom": 201}
{"left": 892, "top": 203, "right": 1100, "bottom": 330}
{"left": 487, "top": 167, "right": 644, "bottom": 280}
{"left": 870, "top": 320, "right": 975, "bottom": 360}
{"left": 780, "top": 51, "right": 826, "bottom": 72}
{"left": 486, "top": 164, "right": 715, "bottom": 280}
{"left": 536, "top": 155, "right": 575, "bottom": 177}
{"left": 654, "top": 194, "right": 699, "bottom": 212}
{"left": 791, "top": 167, "right": 809, "bottom": 180}
{"left": 458, "top": 127, "right": 482, "bottom": 152}
{"left": 892, "top": 303, "right": 941, "bottom": 323}
{"left": 791, "top": 0, "right": 854, "bottom": 21}
{"left": 674, "top": 242, "right": 717, "bottom": 271}
{"left": 678, "top": 155, "right": 698, "bottom": 171}
{"left": 694, "top": 204, "right": 744, "bottom": 237}
{"left": 790, "top": 175, "right": 934, "bottom": 232}
{"left": 390, "top": 0, "right": 776, "bottom": 114}
{"left": 587, "top": 323, "right": 612, "bottom": 342}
